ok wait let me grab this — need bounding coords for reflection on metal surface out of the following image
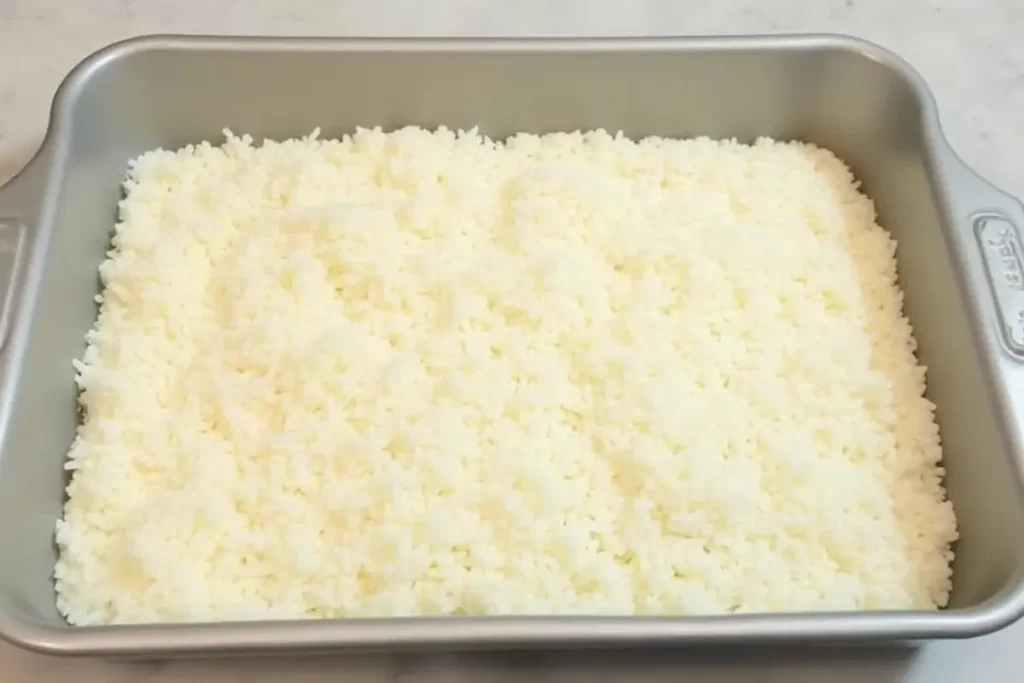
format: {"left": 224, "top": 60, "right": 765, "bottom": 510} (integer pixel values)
{"left": 0, "top": 220, "right": 26, "bottom": 352}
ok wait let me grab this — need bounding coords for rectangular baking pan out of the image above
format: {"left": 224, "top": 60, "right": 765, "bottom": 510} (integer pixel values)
{"left": 2, "top": 34, "right": 1024, "bottom": 657}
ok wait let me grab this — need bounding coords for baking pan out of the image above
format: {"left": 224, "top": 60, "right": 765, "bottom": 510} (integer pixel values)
{"left": 1, "top": 34, "right": 1024, "bottom": 657}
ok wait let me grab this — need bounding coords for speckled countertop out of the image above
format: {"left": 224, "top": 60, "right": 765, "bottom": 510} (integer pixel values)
{"left": 1, "top": 1, "right": 1023, "bottom": 681}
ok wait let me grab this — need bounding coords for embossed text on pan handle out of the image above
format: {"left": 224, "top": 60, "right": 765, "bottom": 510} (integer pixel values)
{"left": 976, "top": 215, "right": 1024, "bottom": 358}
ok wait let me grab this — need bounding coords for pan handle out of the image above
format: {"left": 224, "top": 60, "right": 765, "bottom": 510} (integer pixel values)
{"left": 974, "top": 212, "right": 1024, "bottom": 358}
{"left": 0, "top": 146, "right": 49, "bottom": 215}
{"left": 944, "top": 153, "right": 1024, "bottom": 361}
{"left": 0, "top": 155, "right": 46, "bottom": 353}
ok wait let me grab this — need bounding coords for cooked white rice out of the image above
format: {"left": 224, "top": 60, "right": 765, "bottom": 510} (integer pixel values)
{"left": 54, "top": 127, "right": 957, "bottom": 625}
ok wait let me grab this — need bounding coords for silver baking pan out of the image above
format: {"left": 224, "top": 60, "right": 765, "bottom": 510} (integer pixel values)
{"left": 1, "top": 34, "right": 1024, "bottom": 657}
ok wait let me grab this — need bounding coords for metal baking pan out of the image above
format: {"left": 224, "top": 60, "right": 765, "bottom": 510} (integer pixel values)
{"left": 2, "top": 34, "right": 1024, "bottom": 657}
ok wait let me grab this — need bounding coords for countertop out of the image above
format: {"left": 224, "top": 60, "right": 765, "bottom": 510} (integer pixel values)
{"left": 1, "top": 0, "right": 1022, "bottom": 680}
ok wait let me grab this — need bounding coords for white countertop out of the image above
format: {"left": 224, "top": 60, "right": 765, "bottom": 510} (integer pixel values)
{"left": 1, "top": 0, "right": 1023, "bottom": 680}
